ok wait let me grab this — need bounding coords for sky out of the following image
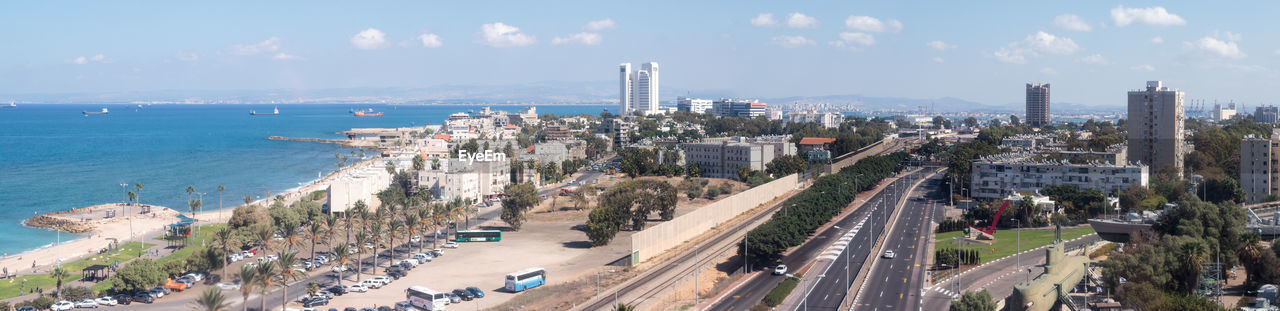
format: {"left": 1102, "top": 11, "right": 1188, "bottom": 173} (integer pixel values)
{"left": 3, "top": 1, "right": 1280, "bottom": 108}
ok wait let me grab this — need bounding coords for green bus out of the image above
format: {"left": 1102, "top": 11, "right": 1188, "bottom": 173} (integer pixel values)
{"left": 456, "top": 230, "right": 502, "bottom": 242}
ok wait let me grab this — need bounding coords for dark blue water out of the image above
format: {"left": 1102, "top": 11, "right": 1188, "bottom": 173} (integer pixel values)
{"left": 0, "top": 104, "right": 611, "bottom": 254}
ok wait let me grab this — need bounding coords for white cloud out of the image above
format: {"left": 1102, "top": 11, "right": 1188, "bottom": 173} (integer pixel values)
{"left": 829, "top": 32, "right": 876, "bottom": 50}
{"left": 932, "top": 57, "right": 945, "bottom": 63}
{"left": 750, "top": 13, "right": 778, "bottom": 27}
{"left": 479, "top": 22, "right": 536, "bottom": 47}
{"left": 584, "top": 18, "right": 616, "bottom": 31}
{"left": 231, "top": 37, "right": 282, "bottom": 56}
{"left": 174, "top": 52, "right": 199, "bottom": 62}
{"left": 1053, "top": 14, "right": 1092, "bottom": 31}
{"left": 272, "top": 53, "right": 298, "bottom": 60}
{"left": 991, "top": 31, "right": 1079, "bottom": 64}
{"left": 69, "top": 54, "right": 107, "bottom": 65}
{"left": 1151, "top": 36, "right": 1164, "bottom": 44}
{"left": 1040, "top": 67, "right": 1057, "bottom": 74}
{"left": 1131, "top": 64, "right": 1156, "bottom": 71}
{"left": 1190, "top": 33, "right": 1245, "bottom": 58}
{"left": 926, "top": 40, "right": 955, "bottom": 51}
{"left": 350, "top": 28, "right": 388, "bottom": 50}
{"left": 844, "top": 15, "right": 902, "bottom": 33}
{"left": 786, "top": 13, "right": 818, "bottom": 28}
{"left": 552, "top": 32, "right": 602, "bottom": 45}
{"left": 1110, "top": 6, "right": 1186, "bottom": 27}
{"left": 770, "top": 35, "right": 815, "bottom": 48}
{"left": 418, "top": 33, "right": 443, "bottom": 48}
{"left": 1078, "top": 54, "right": 1109, "bottom": 64}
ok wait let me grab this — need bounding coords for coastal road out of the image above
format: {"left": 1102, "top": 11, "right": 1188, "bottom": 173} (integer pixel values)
{"left": 920, "top": 233, "right": 1100, "bottom": 310}
{"left": 708, "top": 169, "right": 931, "bottom": 311}
{"left": 848, "top": 171, "right": 944, "bottom": 311}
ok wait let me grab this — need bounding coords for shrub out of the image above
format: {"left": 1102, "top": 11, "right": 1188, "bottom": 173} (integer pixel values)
{"left": 16, "top": 296, "right": 56, "bottom": 310}
{"left": 61, "top": 286, "right": 96, "bottom": 301}
{"left": 1089, "top": 243, "right": 1117, "bottom": 259}
{"left": 109, "top": 259, "right": 167, "bottom": 293}
{"left": 763, "top": 276, "right": 800, "bottom": 307}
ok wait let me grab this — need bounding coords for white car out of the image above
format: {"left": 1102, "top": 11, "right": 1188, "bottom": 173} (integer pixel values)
{"left": 228, "top": 253, "right": 242, "bottom": 262}
{"left": 442, "top": 242, "right": 459, "bottom": 248}
{"left": 332, "top": 265, "right": 351, "bottom": 273}
{"left": 183, "top": 272, "right": 205, "bottom": 282}
{"left": 773, "top": 264, "right": 788, "bottom": 275}
{"left": 216, "top": 281, "right": 242, "bottom": 290}
{"left": 413, "top": 253, "right": 433, "bottom": 263}
{"left": 361, "top": 278, "right": 384, "bottom": 289}
{"left": 883, "top": 250, "right": 896, "bottom": 259}
{"left": 410, "top": 236, "right": 422, "bottom": 243}
{"left": 371, "top": 275, "right": 392, "bottom": 285}
{"left": 50, "top": 301, "right": 75, "bottom": 311}
{"left": 93, "top": 297, "right": 116, "bottom": 306}
{"left": 74, "top": 299, "right": 99, "bottom": 308}
{"left": 399, "top": 259, "right": 418, "bottom": 268}
{"left": 345, "top": 284, "right": 369, "bottom": 293}
{"left": 241, "top": 250, "right": 255, "bottom": 258}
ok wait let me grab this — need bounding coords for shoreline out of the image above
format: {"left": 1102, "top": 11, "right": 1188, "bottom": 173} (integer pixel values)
{"left": 0, "top": 155, "right": 378, "bottom": 277}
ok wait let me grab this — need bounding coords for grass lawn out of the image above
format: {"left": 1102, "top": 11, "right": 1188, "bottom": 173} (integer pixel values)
{"left": 934, "top": 227, "right": 1095, "bottom": 264}
{"left": 0, "top": 241, "right": 153, "bottom": 299}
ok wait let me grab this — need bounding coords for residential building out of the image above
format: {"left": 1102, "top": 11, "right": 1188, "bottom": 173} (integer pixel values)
{"left": 677, "top": 96, "right": 713, "bottom": 114}
{"left": 680, "top": 136, "right": 796, "bottom": 180}
{"left": 712, "top": 99, "right": 767, "bottom": 118}
{"left": 1241, "top": 129, "right": 1280, "bottom": 203}
{"left": 798, "top": 137, "right": 837, "bottom": 163}
{"left": 620, "top": 62, "right": 660, "bottom": 115}
{"left": 600, "top": 118, "right": 635, "bottom": 148}
{"left": 1126, "top": 80, "right": 1185, "bottom": 176}
{"left": 508, "top": 107, "right": 538, "bottom": 125}
{"left": 1056, "top": 144, "right": 1127, "bottom": 165}
{"left": 1213, "top": 102, "right": 1237, "bottom": 121}
{"left": 1256, "top": 106, "right": 1280, "bottom": 124}
{"left": 418, "top": 157, "right": 510, "bottom": 203}
{"left": 1026, "top": 83, "right": 1051, "bottom": 127}
{"left": 543, "top": 125, "right": 573, "bottom": 141}
{"left": 785, "top": 110, "right": 842, "bottom": 128}
{"left": 326, "top": 163, "right": 393, "bottom": 216}
{"left": 970, "top": 152, "right": 1148, "bottom": 199}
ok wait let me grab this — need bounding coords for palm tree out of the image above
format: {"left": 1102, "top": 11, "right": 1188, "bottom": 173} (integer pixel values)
{"left": 305, "top": 282, "right": 320, "bottom": 297}
{"left": 50, "top": 267, "right": 69, "bottom": 298}
{"left": 275, "top": 251, "right": 302, "bottom": 311}
{"left": 404, "top": 212, "right": 420, "bottom": 254}
{"left": 253, "top": 261, "right": 278, "bottom": 311}
{"left": 323, "top": 214, "right": 339, "bottom": 251}
{"left": 186, "top": 185, "right": 196, "bottom": 203}
{"left": 613, "top": 303, "right": 637, "bottom": 311}
{"left": 307, "top": 221, "right": 323, "bottom": 268}
{"left": 237, "top": 264, "right": 258, "bottom": 311}
{"left": 1180, "top": 241, "right": 1206, "bottom": 293}
{"left": 214, "top": 227, "right": 236, "bottom": 281}
{"left": 354, "top": 232, "right": 369, "bottom": 282}
{"left": 388, "top": 219, "right": 404, "bottom": 261}
{"left": 190, "top": 287, "right": 230, "bottom": 311}
{"left": 333, "top": 244, "right": 350, "bottom": 286}
{"left": 369, "top": 221, "right": 384, "bottom": 275}
{"left": 243, "top": 195, "right": 253, "bottom": 206}
{"left": 253, "top": 224, "right": 274, "bottom": 252}
{"left": 135, "top": 182, "right": 143, "bottom": 205}
{"left": 127, "top": 190, "right": 137, "bottom": 205}
{"left": 281, "top": 221, "right": 300, "bottom": 254}
{"left": 416, "top": 207, "right": 433, "bottom": 251}
{"left": 217, "top": 185, "right": 226, "bottom": 221}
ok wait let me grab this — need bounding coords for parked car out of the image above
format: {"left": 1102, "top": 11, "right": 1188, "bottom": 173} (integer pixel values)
{"left": 183, "top": 272, "right": 205, "bottom": 282}
{"left": 410, "top": 236, "right": 422, "bottom": 243}
{"left": 386, "top": 269, "right": 406, "bottom": 279}
{"left": 216, "top": 280, "right": 242, "bottom": 290}
{"left": 50, "top": 301, "right": 75, "bottom": 311}
{"left": 16, "top": 306, "right": 36, "bottom": 311}
{"left": 326, "top": 285, "right": 349, "bottom": 296}
{"left": 371, "top": 275, "right": 392, "bottom": 286}
{"left": 465, "top": 286, "right": 485, "bottom": 298}
{"left": 132, "top": 292, "right": 155, "bottom": 303}
{"left": 302, "top": 297, "right": 329, "bottom": 307}
{"left": 94, "top": 296, "right": 117, "bottom": 306}
{"left": 74, "top": 299, "right": 99, "bottom": 308}
{"left": 394, "top": 301, "right": 418, "bottom": 311}
{"left": 346, "top": 283, "right": 370, "bottom": 292}
{"left": 332, "top": 264, "right": 351, "bottom": 273}
{"left": 442, "top": 242, "right": 459, "bottom": 248}
{"left": 773, "top": 264, "right": 788, "bottom": 275}
{"left": 398, "top": 259, "right": 416, "bottom": 269}
{"left": 452, "top": 289, "right": 474, "bottom": 301}
{"left": 412, "top": 253, "right": 433, "bottom": 263}
{"left": 111, "top": 294, "right": 133, "bottom": 305}
{"left": 431, "top": 249, "right": 444, "bottom": 257}
{"left": 444, "top": 292, "right": 460, "bottom": 304}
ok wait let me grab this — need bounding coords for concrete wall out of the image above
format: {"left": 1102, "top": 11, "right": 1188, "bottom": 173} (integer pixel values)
{"left": 630, "top": 174, "right": 798, "bottom": 263}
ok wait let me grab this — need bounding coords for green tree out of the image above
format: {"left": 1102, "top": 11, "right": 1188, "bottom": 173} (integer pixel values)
{"left": 950, "top": 290, "right": 997, "bottom": 311}
{"left": 109, "top": 259, "right": 168, "bottom": 293}
{"left": 190, "top": 287, "right": 230, "bottom": 311}
{"left": 254, "top": 259, "right": 277, "bottom": 311}
{"left": 333, "top": 244, "right": 350, "bottom": 286}
{"left": 275, "top": 250, "right": 301, "bottom": 311}
{"left": 765, "top": 154, "right": 809, "bottom": 178}
{"left": 49, "top": 267, "right": 69, "bottom": 298}
{"left": 214, "top": 227, "right": 237, "bottom": 280}
{"left": 586, "top": 180, "right": 678, "bottom": 246}
{"left": 735, "top": 165, "right": 752, "bottom": 181}
{"left": 501, "top": 182, "right": 540, "bottom": 230}
{"left": 236, "top": 264, "right": 257, "bottom": 311}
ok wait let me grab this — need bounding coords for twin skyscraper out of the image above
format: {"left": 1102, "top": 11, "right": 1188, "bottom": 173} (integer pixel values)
{"left": 620, "top": 62, "right": 660, "bottom": 115}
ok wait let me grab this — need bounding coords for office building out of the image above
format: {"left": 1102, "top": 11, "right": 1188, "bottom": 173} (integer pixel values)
{"left": 1026, "top": 83, "right": 1051, "bottom": 127}
{"left": 1126, "top": 81, "right": 1185, "bottom": 176}
{"left": 1241, "top": 129, "right": 1280, "bottom": 203}
{"left": 680, "top": 137, "right": 796, "bottom": 180}
{"left": 970, "top": 152, "right": 1148, "bottom": 199}
{"left": 1212, "top": 102, "right": 1237, "bottom": 121}
{"left": 784, "top": 110, "right": 843, "bottom": 128}
{"left": 712, "top": 99, "right": 767, "bottom": 118}
{"left": 677, "top": 97, "right": 713, "bottom": 114}
{"left": 620, "top": 62, "right": 660, "bottom": 115}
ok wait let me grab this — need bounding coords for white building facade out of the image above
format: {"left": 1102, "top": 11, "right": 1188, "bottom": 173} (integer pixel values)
{"left": 970, "top": 153, "right": 1148, "bottom": 199}
{"left": 620, "top": 62, "right": 660, "bottom": 115}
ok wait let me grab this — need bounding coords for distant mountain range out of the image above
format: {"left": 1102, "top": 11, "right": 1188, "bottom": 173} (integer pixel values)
{"left": 1, "top": 81, "right": 1124, "bottom": 113}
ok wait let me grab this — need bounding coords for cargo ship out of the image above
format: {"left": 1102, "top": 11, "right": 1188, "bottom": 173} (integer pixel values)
{"left": 353, "top": 108, "right": 383, "bottom": 117}
{"left": 250, "top": 107, "right": 279, "bottom": 116}
{"left": 83, "top": 108, "right": 109, "bottom": 115}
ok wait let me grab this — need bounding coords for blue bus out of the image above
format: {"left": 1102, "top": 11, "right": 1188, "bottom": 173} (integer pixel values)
{"left": 504, "top": 267, "right": 546, "bottom": 292}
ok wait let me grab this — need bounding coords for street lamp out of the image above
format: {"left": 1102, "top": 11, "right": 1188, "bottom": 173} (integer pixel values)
{"left": 802, "top": 274, "right": 827, "bottom": 311}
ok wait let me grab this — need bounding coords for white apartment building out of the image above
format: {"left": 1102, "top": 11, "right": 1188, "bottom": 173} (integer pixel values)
{"left": 327, "top": 163, "right": 393, "bottom": 216}
{"left": 680, "top": 137, "right": 796, "bottom": 180}
{"left": 677, "top": 97, "right": 713, "bottom": 114}
{"left": 620, "top": 62, "right": 660, "bottom": 115}
{"left": 418, "top": 157, "right": 510, "bottom": 203}
{"left": 784, "top": 110, "right": 842, "bottom": 128}
{"left": 970, "top": 153, "right": 1148, "bottom": 199}
{"left": 1241, "top": 129, "right": 1280, "bottom": 203}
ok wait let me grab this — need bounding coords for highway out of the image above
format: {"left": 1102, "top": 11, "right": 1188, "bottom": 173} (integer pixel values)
{"left": 920, "top": 233, "right": 1100, "bottom": 310}
{"left": 848, "top": 171, "right": 944, "bottom": 311}
{"left": 709, "top": 169, "right": 931, "bottom": 311}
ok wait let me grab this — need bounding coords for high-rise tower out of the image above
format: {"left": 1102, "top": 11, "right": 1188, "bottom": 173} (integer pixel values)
{"left": 619, "top": 61, "right": 660, "bottom": 115}
{"left": 619, "top": 63, "right": 632, "bottom": 114}
{"left": 1025, "top": 83, "right": 1050, "bottom": 127}
{"left": 1127, "top": 80, "right": 1185, "bottom": 176}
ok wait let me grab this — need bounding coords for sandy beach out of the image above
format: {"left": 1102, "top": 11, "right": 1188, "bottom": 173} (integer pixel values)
{"left": 0, "top": 157, "right": 376, "bottom": 279}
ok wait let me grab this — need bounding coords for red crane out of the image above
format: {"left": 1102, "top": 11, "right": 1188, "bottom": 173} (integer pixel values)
{"left": 967, "top": 199, "right": 1011, "bottom": 236}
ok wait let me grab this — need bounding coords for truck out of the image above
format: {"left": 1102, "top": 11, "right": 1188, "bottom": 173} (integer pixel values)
{"left": 559, "top": 186, "right": 579, "bottom": 196}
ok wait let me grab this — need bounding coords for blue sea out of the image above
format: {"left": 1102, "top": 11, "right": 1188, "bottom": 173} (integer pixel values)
{"left": 0, "top": 104, "right": 613, "bottom": 255}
